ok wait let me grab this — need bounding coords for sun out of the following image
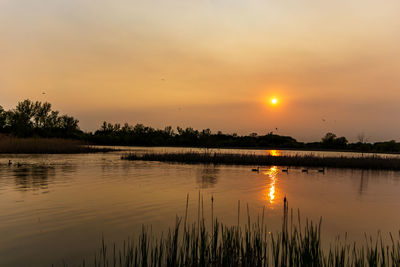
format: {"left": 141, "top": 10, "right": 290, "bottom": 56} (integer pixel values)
{"left": 262, "top": 95, "right": 281, "bottom": 107}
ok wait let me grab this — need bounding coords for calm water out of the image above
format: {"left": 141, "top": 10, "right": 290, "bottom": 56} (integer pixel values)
{"left": 1, "top": 148, "right": 400, "bottom": 266}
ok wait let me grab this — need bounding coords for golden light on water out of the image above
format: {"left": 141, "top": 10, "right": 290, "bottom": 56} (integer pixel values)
{"left": 268, "top": 150, "right": 281, "bottom": 156}
{"left": 269, "top": 183, "right": 275, "bottom": 202}
{"left": 264, "top": 166, "right": 278, "bottom": 204}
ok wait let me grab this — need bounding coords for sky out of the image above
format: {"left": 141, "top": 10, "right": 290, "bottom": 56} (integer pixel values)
{"left": 1, "top": 0, "right": 400, "bottom": 142}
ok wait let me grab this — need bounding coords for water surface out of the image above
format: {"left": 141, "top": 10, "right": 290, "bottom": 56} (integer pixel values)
{"left": 1, "top": 148, "right": 400, "bottom": 266}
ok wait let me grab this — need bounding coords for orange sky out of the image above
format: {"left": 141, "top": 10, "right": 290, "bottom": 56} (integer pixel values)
{"left": 1, "top": 0, "right": 400, "bottom": 141}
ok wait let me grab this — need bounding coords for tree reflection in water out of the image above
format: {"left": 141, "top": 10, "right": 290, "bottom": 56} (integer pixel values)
{"left": 8, "top": 164, "right": 76, "bottom": 192}
{"left": 196, "top": 166, "right": 219, "bottom": 188}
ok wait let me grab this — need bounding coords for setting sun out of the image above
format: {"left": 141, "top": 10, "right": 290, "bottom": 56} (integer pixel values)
{"left": 271, "top": 98, "right": 278, "bottom": 105}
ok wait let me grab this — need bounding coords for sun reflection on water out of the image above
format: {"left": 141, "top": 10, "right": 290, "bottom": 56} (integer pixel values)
{"left": 268, "top": 150, "right": 281, "bottom": 156}
{"left": 263, "top": 166, "right": 279, "bottom": 204}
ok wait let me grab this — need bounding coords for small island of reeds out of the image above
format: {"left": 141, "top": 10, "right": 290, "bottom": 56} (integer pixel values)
{"left": 122, "top": 152, "right": 400, "bottom": 170}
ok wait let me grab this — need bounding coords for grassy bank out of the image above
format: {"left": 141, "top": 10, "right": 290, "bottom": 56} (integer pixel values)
{"left": 64, "top": 198, "right": 400, "bottom": 267}
{"left": 122, "top": 152, "right": 400, "bottom": 170}
{"left": 0, "top": 135, "right": 114, "bottom": 154}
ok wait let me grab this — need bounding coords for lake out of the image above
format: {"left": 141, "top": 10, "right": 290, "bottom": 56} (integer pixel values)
{"left": 1, "top": 147, "right": 400, "bottom": 266}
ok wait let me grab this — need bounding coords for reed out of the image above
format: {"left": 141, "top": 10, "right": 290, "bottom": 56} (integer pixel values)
{"left": 63, "top": 198, "right": 400, "bottom": 267}
{"left": 0, "top": 135, "right": 113, "bottom": 154}
{"left": 122, "top": 152, "right": 400, "bottom": 170}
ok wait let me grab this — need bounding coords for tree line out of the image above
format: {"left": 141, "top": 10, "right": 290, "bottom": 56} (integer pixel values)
{"left": 90, "top": 121, "right": 300, "bottom": 148}
{"left": 1, "top": 99, "right": 400, "bottom": 153}
{"left": 0, "top": 100, "right": 81, "bottom": 138}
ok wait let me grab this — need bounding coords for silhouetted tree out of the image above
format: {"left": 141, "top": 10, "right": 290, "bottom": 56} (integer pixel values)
{"left": 122, "top": 123, "right": 133, "bottom": 133}
{"left": 58, "top": 115, "right": 79, "bottom": 133}
{"left": 0, "top": 105, "right": 6, "bottom": 131}
{"left": 164, "top": 126, "right": 174, "bottom": 137}
{"left": 321, "top": 132, "right": 348, "bottom": 149}
{"left": 1, "top": 99, "right": 80, "bottom": 138}
{"left": 373, "top": 140, "right": 400, "bottom": 152}
{"left": 321, "top": 132, "right": 337, "bottom": 143}
{"left": 33, "top": 102, "right": 51, "bottom": 128}
{"left": 6, "top": 100, "right": 35, "bottom": 136}
{"left": 335, "top": 137, "right": 348, "bottom": 147}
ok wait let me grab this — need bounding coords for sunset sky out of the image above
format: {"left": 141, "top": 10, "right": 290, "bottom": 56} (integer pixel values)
{"left": 1, "top": 0, "right": 400, "bottom": 141}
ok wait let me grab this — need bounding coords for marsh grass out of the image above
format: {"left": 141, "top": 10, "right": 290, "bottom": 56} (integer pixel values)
{"left": 63, "top": 197, "right": 400, "bottom": 267}
{"left": 122, "top": 152, "right": 400, "bottom": 170}
{"left": 0, "top": 135, "right": 113, "bottom": 154}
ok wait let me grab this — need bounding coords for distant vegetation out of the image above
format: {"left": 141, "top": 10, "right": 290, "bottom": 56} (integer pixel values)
{"left": 123, "top": 152, "right": 400, "bottom": 170}
{"left": 0, "top": 99, "right": 81, "bottom": 138}
{"left": 0, "top": 100, "right": 108, "bottom": 153}
{"left": 60, "top": 198, "right": 400, "bottom": 266}
{"left": 91, "top": 122, "right": 301, "bottom": 148}
{"left": 2, "top": 99, "right": 400, "bottom": 153}
{"left": 91, "top": 122, "right": 400, "bottom": 153}
{"left": 0, "top": 135, "right": 113, "bottom": 154}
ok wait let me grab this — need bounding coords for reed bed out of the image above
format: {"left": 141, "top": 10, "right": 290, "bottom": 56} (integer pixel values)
{"left": 122, "top": 152, "right": 400, "bottom": 170}
{"left": 66, "top": 198, "right": 400, "bottom": 267}
{"left": 0, "top": 135, "right": 113, "bottom": 154}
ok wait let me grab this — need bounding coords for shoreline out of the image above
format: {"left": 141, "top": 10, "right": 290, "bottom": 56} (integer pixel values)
{"left": 122, "top": 152, "right": 400, "bottom": 170}
{"left": 0, "top": 136, "right": 117, "bottom": 154}
{"left": 97, "top": 144, "right": 400, "bottom": 156}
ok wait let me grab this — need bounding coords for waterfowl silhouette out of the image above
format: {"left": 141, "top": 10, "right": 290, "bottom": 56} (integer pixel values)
{"left": 8, "top": 160, "right": 12, "bottom": 166}
{"left": 251, "top": 167, "right": 260, "bottom": 172}
{"left": 17, "top": 162, "right": 22, "bottom": 167}
{"left": 282, "top": 168, "right": 289, "bottom": 173}
{"left": 301, "top": 168, "right": 308, "bottom": 173}
{"left": 318, "top": 168, "right": 325, "bottom": 173}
